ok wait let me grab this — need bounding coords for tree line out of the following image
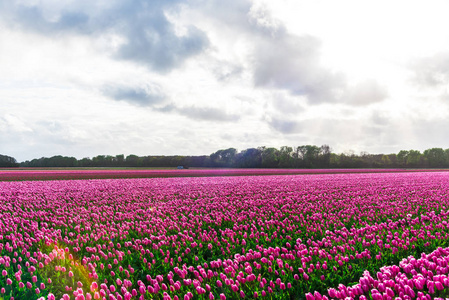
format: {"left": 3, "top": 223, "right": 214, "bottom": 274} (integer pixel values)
{"left": 6, "top": 146, "right": 449, "bottom": 169}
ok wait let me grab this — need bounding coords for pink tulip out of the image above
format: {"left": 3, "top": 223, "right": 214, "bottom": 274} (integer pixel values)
{"left": 305, "top": 293, "right": 315, "bottom": 300}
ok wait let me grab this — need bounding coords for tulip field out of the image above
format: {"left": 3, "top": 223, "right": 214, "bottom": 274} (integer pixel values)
{"left": 0, "top": 168, "right": 419, "bottom": 182}
{"left": 2, "top": 171, "right": 449, "bottom": 300}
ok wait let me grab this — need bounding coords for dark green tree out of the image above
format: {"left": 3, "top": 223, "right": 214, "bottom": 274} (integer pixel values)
{"left": 297, "top": 145, "right": 321, "bottom": 167}
{"left": 423, "top": 148, "right": 447, "bottom": 168}
{"left": 406, "top": 150, "right": 423, "bottom": 168}
{"left": 260, "top": 147, "right": 280, "bottom": 168}
{"left": 236, "top": 148, "right": 262, "bottom": 168}
{"left": 210, "top": 148, "right": 237, "bottom": 167}
{"left": 0, "top": 154, "right": 19, "bottom": 167}
{"left": 279, "top": 146, "right": 294, "bottom": 167}
{"left": 319, "top": 144, "right": 332, "bottom": 167}
{"left": 397, "top": 150, "right": 409, "bottom": 167}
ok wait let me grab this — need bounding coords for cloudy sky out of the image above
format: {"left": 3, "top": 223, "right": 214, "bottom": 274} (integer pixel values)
{"left": 1, "top": 0, "right": 449, "bottom": 161}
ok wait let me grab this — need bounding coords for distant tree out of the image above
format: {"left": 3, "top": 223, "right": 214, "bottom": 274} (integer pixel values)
{"left": 0, "top": 154, "right": 19, "bottom": 167}
{"left": 92, "top": 155, "right": 106, "bottom": 167}
{"left": 115, "top": 154, "right": 125, "bottom": 167}
{"left": 47, "top": 155, "right": 77, "bottom": 167}
{"left": 319, "top": 144, "right": 332, "bottom": 167}
{"left": 260, "top": 147, "right": 280, "bottom": 168}
{"left": 279, "top": 146, "right": 294, "bottom": 167}
{"left": 381, "top": 155, "right": 391, "bottom": 166}
{"left": 397, "top": 150, "right": 409, "bottom": 168}
{"left": 423, "top": 148, "right": 447, "bottom": 168}
{"left": 182, "top": 155, "right": 208, "bottom": 168}
{"left": 300, "top": 145, "right": 321, "bottom": 167}
{"left": 329, "top": 153, "right": 340, "bottom": 167}
{"left": 360, "top": 152, "right": 374, "bottom": 167}
{"left": 236, "top": 148, "right": 262, "bottom": 168}
{"left": 125, "top": 154, "right": 141, "bottom": 167}
{"left": 20, "top": 155, "right": 76, "bottom": 167}
{"left": 338, "top": 151, "right": 359, "bottom": 168}
{"left": 296, "top": 146, "right": 307, "bottom": 162}
{"left": 222, "top": 148, "right": 238, "bottom": 166}
{"left": 387, "top": 154, "right": 397, "bottom": 167}
{"left": 406, "top": 150, "right": 423, "bottom": 168}
{"left": 78, "top": 157, "right": 93, "bottom": 167}
{"left": 104, "top": 155, "right": 115, "bottom": 167}
{"left": 210, "top": 148, "right": 237, "bottom": 167}
{"left": 141, "top": 156, "right": 154, "bottom": 167}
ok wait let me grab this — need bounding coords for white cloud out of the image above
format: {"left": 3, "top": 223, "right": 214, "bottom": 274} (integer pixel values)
{"left": 409, "top": 52, "right": 449, "bottom": 87}
{"left": 344, "top": 79, "right": 389, "bottom": 106}
{"left": 0, "top": 114, "right": 33, "bottom": 133}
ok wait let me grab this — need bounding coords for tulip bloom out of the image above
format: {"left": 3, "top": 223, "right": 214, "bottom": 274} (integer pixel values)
{"left": 305, "top": 293, "right": 315, "bottom": 300}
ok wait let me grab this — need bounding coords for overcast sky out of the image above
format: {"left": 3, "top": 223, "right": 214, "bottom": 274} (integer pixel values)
{"left": 1, "top": 0, "right": 449, "bottom": 162}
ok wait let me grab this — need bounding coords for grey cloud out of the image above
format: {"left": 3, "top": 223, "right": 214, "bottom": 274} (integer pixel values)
{"left": 0, "top": 3, "right": 89, "bottom": 33}
{"left": 178, "top": 106, "right": 239, "bottom": 122}
{"left": 370, "top": 110, "right": 390, "bottom": 126}
{"left": 195, "top": 0, "right": 285, "bottom": 38}
{"left": 117, "top": 21, "right": 208, "bottom": 72}
{"left": 213, "top": 63, "right": 243, "bottom": 82}
{"left": 157, "top": 104, "right": 240, "bottom": 122}
{"left": 247, "top": 2, "right": 287, "bottom": 37}
{"left": 412, "top": 118, "right": 449, "bottom": 146}
{"left": 155, "top": 103, "right": 177, "bottom": 113}
{"left": 192, "top": 0, "right": 253, "bottom": 32}
{"left": 441, "top": 91, "right": 449, "bottom": 102}
{"left": 253, "top": 34, "right": 346, "bottom": 104}
{"left": 1, "top": 0, "right": 209, "bottom": 72}
{"left": 220, "top": 132, "right": 233, "bottom": 141}
{"left": 344, "top": 79, "right": 388, "bottom": 106}
{"left": 267, "top": 117, "right": 302, "bottom": 134}
{"left": 102, "top": 85, "right": 165, "bottom": 106}
{"left": 409, "top": 52, "right": 449, "bottom": 87}
{"left": 271, "top": 93, "right": 303, "bottom": 114}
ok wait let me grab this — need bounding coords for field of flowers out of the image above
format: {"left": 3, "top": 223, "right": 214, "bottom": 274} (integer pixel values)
{"left": 1, "top": 171, "right": 449, "bottom": 299}
{"left": 0, "top": 168, "right": 425, "bottom": 182}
